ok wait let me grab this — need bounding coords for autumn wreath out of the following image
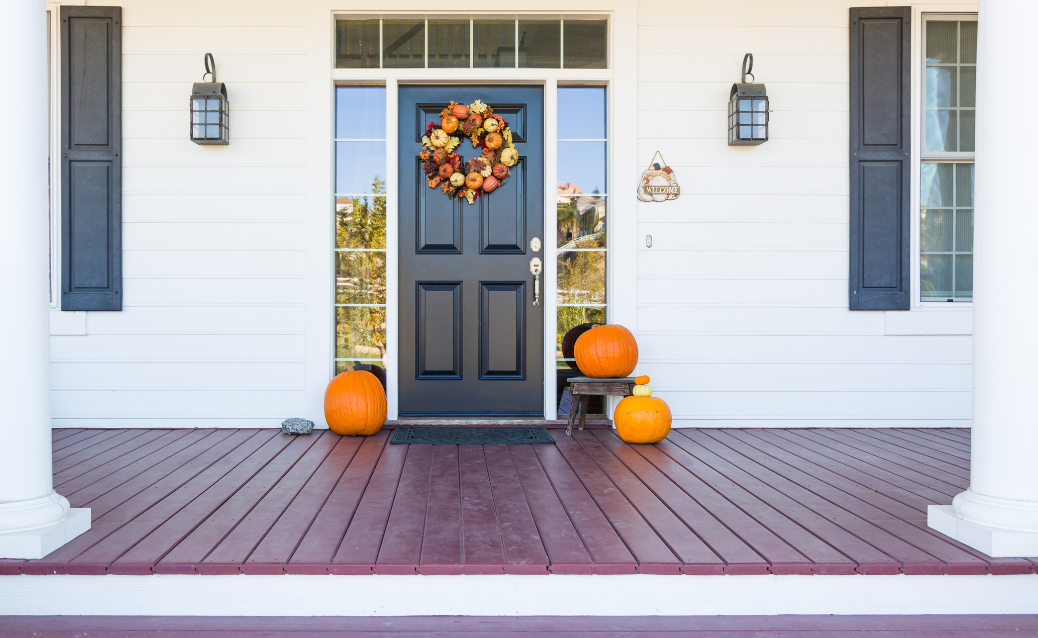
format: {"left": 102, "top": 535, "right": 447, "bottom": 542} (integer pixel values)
{"left": 420, "top": 99, "right": 519, "bottom": 204}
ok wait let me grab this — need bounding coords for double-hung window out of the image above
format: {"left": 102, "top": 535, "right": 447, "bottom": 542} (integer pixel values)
{"left": 920, "top": 17, "right": 976, "bottom": 302}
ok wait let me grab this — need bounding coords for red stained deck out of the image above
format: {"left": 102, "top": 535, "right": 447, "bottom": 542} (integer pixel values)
{"left": 6, "top": 427, "right": 1035, "bottom": 577}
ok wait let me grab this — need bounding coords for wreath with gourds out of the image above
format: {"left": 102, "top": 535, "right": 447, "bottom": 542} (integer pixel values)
{"left": 420, "top": 100, "right": 519, "bottom": 204}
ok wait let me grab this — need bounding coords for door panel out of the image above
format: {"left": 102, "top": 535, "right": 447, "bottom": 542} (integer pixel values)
{"left": 399, "top": 86, "right": 544, "bottom": 416}
{"left": 416, "top": 282, "right": 463, "bottom": 379}
{"left": 480, "top": 282, "right": 526, "bottom": 379}
{"left": 480, "top": 160, "right": 526, "bottom": 253}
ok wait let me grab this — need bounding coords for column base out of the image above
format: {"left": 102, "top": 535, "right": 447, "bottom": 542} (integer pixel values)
{"left": 0, "top": 508, "right": 91, "bottom": 560}
{"left": 928, "top": 505, "right": 1038, "bottom": 557}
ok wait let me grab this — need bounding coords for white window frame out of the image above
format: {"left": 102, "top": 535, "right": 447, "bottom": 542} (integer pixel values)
{"left": 306, "top": 5, "right": 638, "bottom": 423}
{"left": 909, "top": 7, "right": 978, "bottom": 312}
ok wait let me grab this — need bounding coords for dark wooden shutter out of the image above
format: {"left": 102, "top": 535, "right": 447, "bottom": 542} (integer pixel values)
{"left": 60, "top": 6, "right": 122, "bottom": 311}
{"left": 849, "top": 7, "right": 910, "bottom": 310}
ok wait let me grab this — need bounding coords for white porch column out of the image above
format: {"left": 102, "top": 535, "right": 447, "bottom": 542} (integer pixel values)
{"left": 0, "top": 0, "right": 89, "bottom": 559}
{"left": 928, "top": 0, "right": 1038, "bottom": 557}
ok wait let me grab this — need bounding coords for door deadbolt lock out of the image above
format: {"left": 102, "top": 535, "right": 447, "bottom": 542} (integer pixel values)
{"left": 530, "top": 237, "right": 541, "bottom": 253}
{"left": 530, "top": 257, "right": 542, "bottom": 306}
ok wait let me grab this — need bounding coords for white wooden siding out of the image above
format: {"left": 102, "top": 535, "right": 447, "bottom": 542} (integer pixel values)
{"left": 50, "top": 0, "right": 978, "bottom": 428}
{"left": 635, "top": 0, "right": 977, "bottom": 426}
{"left": 50, "top": 0, "right": 308, "bottom": 428}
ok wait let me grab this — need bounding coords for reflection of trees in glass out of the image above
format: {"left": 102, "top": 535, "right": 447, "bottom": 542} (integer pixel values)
{"left": 556, "top": 306, "right": 604, "bottom": 357}
{"left": 337, "top": 177, "right": 386, "bottom": 249}
{"left": 336, "top": 177, "right": 387, "bottom": 362}
{"left": 557, "top": 250, "right": 605, "bottom": 305}
{"left": 336, "top": 306, "right": 386, "bottom": 359}
{"left": 556, "top": 196, "right": 605, "bottom": 249}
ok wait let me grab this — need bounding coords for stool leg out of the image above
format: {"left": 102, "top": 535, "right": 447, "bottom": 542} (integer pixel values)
{"left": 578, "top": 396, "right": 591, "bottom": 431}
{"left": 566, "top": 393, "right": 580, "bottom": 436}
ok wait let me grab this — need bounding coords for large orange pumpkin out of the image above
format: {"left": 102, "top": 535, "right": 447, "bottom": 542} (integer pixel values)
{"left": 324, "top": 370, "right": 386, "bottom": 436}
{"left": 574, "top": 324, "right": 639, "bottom": 378}
{"left": 614, "top": 396, "right": 671, "bottom": 444}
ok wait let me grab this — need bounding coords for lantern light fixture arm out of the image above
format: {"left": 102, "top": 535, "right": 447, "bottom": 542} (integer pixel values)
{"left": 203, "top": 53, "right": 216, "bottom": 83}
{"left": 741, "top": 53, "right": 754, "bottom": 84}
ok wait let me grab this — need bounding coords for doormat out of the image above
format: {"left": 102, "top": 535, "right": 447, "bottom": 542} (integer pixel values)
{"left": 390, "top": 426, "right": 555, "bottom": 445}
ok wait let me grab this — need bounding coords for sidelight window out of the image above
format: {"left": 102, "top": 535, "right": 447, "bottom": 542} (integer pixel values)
{"left": 556, "top": 87, "right": 607, "bottom": 413}
{"left": 334, "top": 87, "right": 388, "bottom": 376}
{"left": 920, "top": 17, "right": 975, "bottom": 301}
{"left": 335, "top": 18, "right": 607, "bottom": 69}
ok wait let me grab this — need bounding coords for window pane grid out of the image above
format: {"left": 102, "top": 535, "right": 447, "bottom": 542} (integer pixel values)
{"left": 920, "top": 18, "right": 976, "bottom": 303}
{"left": 925, "top": 20, "right": 977, "bottom": 153}
{"left": 335, "top": 18, "right": 606, "bottom": 69}
{"left": 335, "top": 88, "right": 387, "bottom": 367}
{"left": 921, "top": 161, "right": 973, "bottom": 300}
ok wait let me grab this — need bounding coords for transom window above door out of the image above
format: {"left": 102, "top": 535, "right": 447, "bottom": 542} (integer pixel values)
{"left": 335, "top": 18, "right": 607, "bottom": 69}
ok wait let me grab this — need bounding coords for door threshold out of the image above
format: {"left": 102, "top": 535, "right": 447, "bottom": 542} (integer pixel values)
{"left": 386, "top": 417, "right": 611, "bottom": 428}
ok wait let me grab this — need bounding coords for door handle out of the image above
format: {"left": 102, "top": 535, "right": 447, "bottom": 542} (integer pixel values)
{"left": 529, "top": 257, "right": 542, "bottom": 307}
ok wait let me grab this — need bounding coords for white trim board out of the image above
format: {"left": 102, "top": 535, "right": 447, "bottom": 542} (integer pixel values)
{"left": 2, "top": 574, "right": 1037, "bottom": 616}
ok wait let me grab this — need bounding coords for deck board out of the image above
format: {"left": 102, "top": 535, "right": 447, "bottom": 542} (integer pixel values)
{"left": 724, "top": 429, "right": 1033, "bottom": 575}
{"left": 483, "top": 445, "right": 551, "bottom": 573}
{"left": 244, "top": 435, "right": 364, "bottom": 574}
{"left": 202, "top": 431, "right": 340, "bottom": 573}
{"left": 330, "top": 436, "right": 407, "bottom": 573}
{"left": 15, "top": 426, "right": 1027, "bottom": 577}
{"left": 458, "top": 445, "right": 508, "bottom": 573}
{"left": 591, "top": 429, "right": 767, "bottom": 574}
{"left": 419, "top": 445, "right": 465, "bottom": 573}
{"left": 374, "top": 443, "right": 432, "bottom": 574}
{"left": 692, "top": 430, "right": 969, "bottom": 575}
{"left": 532, "top": 442, "right": 639, "bottom": 573}
{"left": 506, "top": 445, "right": 594, "bottom": 573}
{"left": 570, "top": 431, "right": 720, "bottom": 573}
{"left": 786, "top": 429, "right": 964, "bottom": 497}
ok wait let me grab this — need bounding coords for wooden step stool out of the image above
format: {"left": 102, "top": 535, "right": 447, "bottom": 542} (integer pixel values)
{"left": 565, "top": 376, "right": 636, "bottom": 436}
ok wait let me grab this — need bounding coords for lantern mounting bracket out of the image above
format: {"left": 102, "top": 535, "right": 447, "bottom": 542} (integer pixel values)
{"left": 203, "top": 52, "right": 216, "bottom": 82}
{"left": 741, "top": 53, "right": 754, "bottom": 84}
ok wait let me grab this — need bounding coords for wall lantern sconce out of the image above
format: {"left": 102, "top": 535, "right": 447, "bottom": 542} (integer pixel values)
{"left": 728, "top": 53, "right": 769, "bottom": 146}
{"left": 190, "top": 53, "right": 229, "bottom": 145}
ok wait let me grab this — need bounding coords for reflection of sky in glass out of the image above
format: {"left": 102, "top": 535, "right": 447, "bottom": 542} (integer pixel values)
{"left": 558, "top": 88, "right": 605, "bottom": 139}
{"left": 558, "top": 142, "right": 605, "bottom": 194}
{"left": 336, "top": 141, "right": 386, "bottom": 194}
{"left": 335, "top": 87, "right": 386, "bottom": 139}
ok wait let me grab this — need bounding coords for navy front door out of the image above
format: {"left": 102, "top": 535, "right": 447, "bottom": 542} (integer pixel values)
{"left": 398, "top": 86, "right": 544, "bottom": 416}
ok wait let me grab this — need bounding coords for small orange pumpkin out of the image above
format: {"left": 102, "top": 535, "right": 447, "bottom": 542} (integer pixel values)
{"left": 482, "top": 175, "right": 499, "bottom": 193}
{"left": 635, "top": 375, "right": 650, "bottom": 385}
{"left": 574, "top": 324, "right": 639, "bottom": 379}
{"left": 441, "top": 115, "right": 459, "bottom": 134}
{"left": 614, "top": 396, "right": 671, "bottom": 444}
{"left": 438, "top": 163, "right": 454, "bottom": 179}
{"left": 324, "top": 370, "right": 387, "bottom": 436}
{"left": 432, "top": 148, "right": 447, "bottom": 164}
{"left": 493, "top": 163, "right": 509, "bottom": 180}
{"left": 451, "top": 104, "right": 470, "bottom": 120}
{"left": 485, "top": 132, "right": 503, "bottom": 150}
{"left": 465, "top": 172, "right": 484, "bottom": 190}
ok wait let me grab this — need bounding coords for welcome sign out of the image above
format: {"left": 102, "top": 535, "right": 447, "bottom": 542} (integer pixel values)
{"left": 637, "top": 151, "right": 680, "bottom": 202}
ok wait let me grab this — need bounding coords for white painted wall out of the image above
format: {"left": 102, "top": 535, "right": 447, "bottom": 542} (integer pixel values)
{"left": 47, "top": 0, "right": 979, "bottom": 429}
{"left": 635, "top": 0, "right": 978, "bottom": 427}
{"left": 49, "top": 0, "right": 308, "bottom": 428}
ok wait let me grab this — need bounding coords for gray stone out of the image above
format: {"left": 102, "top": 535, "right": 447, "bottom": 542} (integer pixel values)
{"left": 281, "top": 418, "right": 314, "bottom": 435}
